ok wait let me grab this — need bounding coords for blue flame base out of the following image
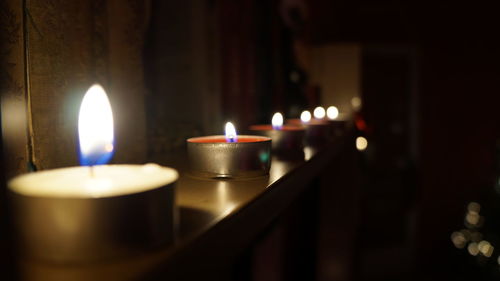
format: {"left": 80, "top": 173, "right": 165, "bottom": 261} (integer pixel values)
{"left": 79, "top": 150, "right": 114, "bottom": 166}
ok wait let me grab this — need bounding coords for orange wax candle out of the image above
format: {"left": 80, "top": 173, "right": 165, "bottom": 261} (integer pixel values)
{"left": 188, "top": 136, "right": 270, "bottom": 143}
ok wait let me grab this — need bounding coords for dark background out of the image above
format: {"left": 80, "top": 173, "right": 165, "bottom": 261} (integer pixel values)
{"left": 2, "top": 0, "right": 500, "bottom": 280}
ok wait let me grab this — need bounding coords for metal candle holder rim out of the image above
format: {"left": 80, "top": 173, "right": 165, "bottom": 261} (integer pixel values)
{"left": 187, "top": 135, "right": 272, "bottom": 179}
{"left": 187, "top": 135, "right": 271, "bottom": 143}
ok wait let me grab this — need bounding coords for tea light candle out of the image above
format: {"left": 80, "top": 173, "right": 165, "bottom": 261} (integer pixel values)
{"left": 326, "top": 106, "right": 348, "bottom": 137}
{"left": 287, "top": 110, "right": 331, "bottom": 146}
{"left": 249, "top": 112, "right": 305, "bottom": 153}
{"left": 313, "top": 106, "right": 326, "bottom": 119}
{"left": 8, "top": 84, "right": 178, "bottom": 263}
{"left": 301, "top": 110, "right": 312, "bottom": 123}
{"left": 187, "top": 122, "right": 271, "bottom": 178}
{"left": 326, "top": 106, "right": 339, "bottom": 120}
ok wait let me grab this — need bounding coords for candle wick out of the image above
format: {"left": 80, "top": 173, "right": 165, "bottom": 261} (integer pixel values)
{"left": 89, "top": 166, "right": 95, "bottom": 178}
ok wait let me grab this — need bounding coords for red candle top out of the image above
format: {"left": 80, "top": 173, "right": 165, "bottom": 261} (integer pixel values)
{"left": 287, "top": 119, "right": 329, "bottom": 126}
{"left": 248, "top": 124, "right": 305, "bottom": 131}
{"left": 187, "top": 135, "right": 271, "bottom": 143}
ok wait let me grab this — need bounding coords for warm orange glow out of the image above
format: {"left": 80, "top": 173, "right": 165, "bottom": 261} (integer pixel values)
{"left": 217, "top": 181, "right": 237, "bottom": 215}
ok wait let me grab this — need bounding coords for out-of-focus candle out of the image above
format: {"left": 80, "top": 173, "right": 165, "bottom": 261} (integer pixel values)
{"left": 300, "top": 110, "right": 312, "bottom": 123}
{"left": 325, "top": 105, "right": 349, "bottom": 137}
{"left": 288, "top": 109, "right": 331, "bottom": 146}
{"left": 326, "top": 106, "right": 339, "bottom": 120}
{"left": 249, "top": 112, "right": 305, "bottom": 156}
{"left": 313, "top": 106, "right": 326, "bottom": 119}
{"left": 8, "top": 84, "right": 178, "bottom": 262}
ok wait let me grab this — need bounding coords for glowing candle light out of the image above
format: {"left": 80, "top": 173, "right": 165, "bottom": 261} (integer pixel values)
{"left": 78, "top": 84, "right": 114, "bottom": 166}
{"left": 326, "top": 106, "right": 339, "bottom": 120}
{"left": 8, "top": 84, "right": 178, "bottom": 262}
{"left": 300, "top": 111, "right": 311, "bottom": 123}
{"left": 188, "top": 122, "right": 271, "bottom": 178}
{"left": 313, "top": 106, "right": 326, "bottom": 119}
{"left": 225, "top": 122, "right": 237, "bottom": 143}
{"left": 325, "top": 105, "right": 347, "bottom": 138}
{"left": 249, "top": 112, "right": 305, "bottom": 154}
{"left": 271, "top": 112, "right": 284, "bottom": 130}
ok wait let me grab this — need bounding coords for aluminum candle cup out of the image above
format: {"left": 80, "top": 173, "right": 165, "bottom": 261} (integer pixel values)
{"left": 326, "top": 113, "right": 350, "bottom": 137}
{"left": 8, "top": 164, "right": 178, "bottom": 263}
{"left": 287, "top": 119, "right": 331, "bottom": 146}
{"left": 305, "top": 123, "right": 331, "bottom": 145}
{"left": 187, "top": 135, "right": 272, "bottom": 179}
{"left": 248, "top": 125, "right": 305, "bottom": 153}
{"left": 327, "top": 119, "right": 349, "bottom": 137}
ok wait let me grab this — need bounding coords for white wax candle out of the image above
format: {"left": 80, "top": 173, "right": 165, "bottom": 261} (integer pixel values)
{"left": 9, "top": 163, "right": 178, "bottom": 198}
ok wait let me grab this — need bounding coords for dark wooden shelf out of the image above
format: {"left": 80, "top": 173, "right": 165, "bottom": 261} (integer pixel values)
{"left": 14, "top": 134, "right": 358, "bottom": 281}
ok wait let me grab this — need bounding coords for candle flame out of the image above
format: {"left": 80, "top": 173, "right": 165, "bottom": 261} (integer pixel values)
{"left": 313, "top": 106, "right": 326, "bottom": 119}
{"left": 271, "top": 112, "right": 283, "bottom": 130}
{"left": 78, "top": 84, "right": 114, "bottom": 166}
{"left": 327, "top": 106, "right": 339, "bottom": 120}
{"left": 225, "top": 122, "right": 237, "bottom": 143}
{"left": 300, "top": 111, "right": 311, "bottom": 123}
